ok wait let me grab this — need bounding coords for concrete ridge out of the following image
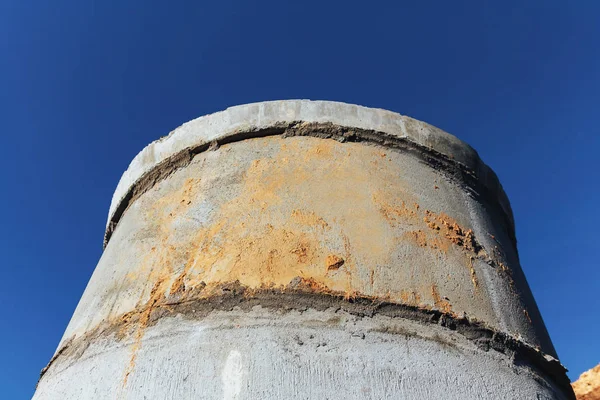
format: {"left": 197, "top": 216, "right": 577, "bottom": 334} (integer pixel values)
{"left": 105, "top": 100, "right": 514, "bottom": 248}
{"left": 38, "top": 285, "right": 573, "bottom": 398}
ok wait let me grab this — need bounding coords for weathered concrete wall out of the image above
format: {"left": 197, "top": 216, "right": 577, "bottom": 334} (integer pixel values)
{"left": 33, "top": 101, "right": 574, "bottom": 399}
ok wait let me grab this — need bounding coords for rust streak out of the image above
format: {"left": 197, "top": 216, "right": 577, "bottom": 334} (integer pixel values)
{"left": 431, "top": 284, "right": 453, "bottom": 314}
{"left": 468, "top": 256, "right": 479, "bottom": 290}
{"left": 122, "top": 276, "right": 169, "bottom": 388}
{"left": 325, "top": 254, "right": 345, "bottom": 271}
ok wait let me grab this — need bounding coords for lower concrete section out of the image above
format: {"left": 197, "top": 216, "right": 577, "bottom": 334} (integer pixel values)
{"left": 34, "top": 307, "right": 569, "bottom": 400}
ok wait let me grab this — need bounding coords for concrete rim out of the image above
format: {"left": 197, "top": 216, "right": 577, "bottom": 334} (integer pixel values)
{"left": 105, "top": 100, "right": 514, "bottom": 247}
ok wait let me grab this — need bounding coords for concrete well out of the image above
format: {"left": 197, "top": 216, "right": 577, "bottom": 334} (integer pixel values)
{"left": 33, "top": 100, "right": 574, "bottom": 399}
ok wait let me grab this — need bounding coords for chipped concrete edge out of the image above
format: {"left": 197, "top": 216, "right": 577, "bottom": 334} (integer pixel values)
{"left": 104, "top": 100, "right": 514, "bottom": 248}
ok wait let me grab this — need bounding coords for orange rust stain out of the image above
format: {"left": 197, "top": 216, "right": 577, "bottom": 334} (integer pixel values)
{"left": 402, "top": 229, "right": 451, "bottom": 254}
{"left": 122, "top": 273, "right": 170, "bottom": 388}
{"left": 313, "top": 141, "right": 334, "bottom": 158}
{"left": 343, "top": 290, "right": 361, "bottom": 301}
{"left": 380, "top": 206, "right": 487, "bottom": 293}
{"left": 170, "top": 264, "right": 190, "bottom": 296}
{"left": 413, "top": 291, "right": 422, "bottom": 305}
{"left": 290, "top": 240, "right": 311, "bottom": 264}
{"left": 498, "top": 260, "right": 512, "bottom": 276}
{"left": 153, "top": 178, "right": 201, "bottom": 221}
{"left": 265, "top": 249, "right": 279, "bottom": 274}
{"left": 523, "top": 309, "right": 532, "bottom": 324}
{"left": 400, "top": 289, "right": 422, "bottom": 306}
{"left": 291, "top": 209, "right": 330, "bottom": 230}
{"left": 113, "top": 137, "right": 522, "bottom": 341}
{"left": 373, "top": 193, "right": 420, "bottom": 224}
{"left": 244, "top": 155, "right": 291, "bottom": 208}
{"left": 325, "top": 254, "right": 345, "bottom": 271}
{"left": 168, "top": 140, "right": 491, "bottom": 308}
{"left": 468, "top": 257, "right": 479, "bottom": 290}
{"left": 423, "top": 210, "right": 478, "bottom": 253}
{"left": 431, "top": 284, "right": 453, "bottom": 314}
{"left": 119, "top": 178, "right": 208, "bottom": 388}
{"left": 400, "top": 290, "right": 410, "bottom": 303}
{"left": 403, "top": 230, "right": 429, "bottom": 248}
{"left": 429, "top": 237, "right": 450, "bottom": 252}
{"left": 173, "top": 139, "right": 402, "bottom": 298}
{"left": 183, "top": 220, "right": 324, "bottom": 292}
{"left": 291, "top": 276, "right": 333, "bottom": 294}
{"left": 496, "top": 260, "right": 517, "bottom": 290}
{"left": 125, "top": 178, "right": 203, "bottom": 288}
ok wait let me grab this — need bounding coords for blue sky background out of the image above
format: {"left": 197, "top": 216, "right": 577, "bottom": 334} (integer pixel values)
{"left": 1, "top": 1, "right": 598, "bottom": 398}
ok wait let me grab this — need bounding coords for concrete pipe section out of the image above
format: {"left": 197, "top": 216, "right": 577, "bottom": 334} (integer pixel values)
{"left": 33, "top": 101, "right": 574, "bottom": 399}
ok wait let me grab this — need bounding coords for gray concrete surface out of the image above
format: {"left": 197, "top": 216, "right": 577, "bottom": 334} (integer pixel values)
{"left": 35, "top": 308, "right": 567, "bottom": 400}
{"left": 33, "top": 101, "right": 573, "bottom": 399}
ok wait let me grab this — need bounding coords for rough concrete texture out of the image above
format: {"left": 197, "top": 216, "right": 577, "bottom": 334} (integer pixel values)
{"left": 573, "top": 364, "right": 600, "bottom": 400}
{"left": 33, "top": 101, "right": 574, "bottom": 399}
{"left": 35, "top": 309, "right": 568, "bottom": 399}
{"left": 104, "top": 100, "right": 514, "bottom": 246}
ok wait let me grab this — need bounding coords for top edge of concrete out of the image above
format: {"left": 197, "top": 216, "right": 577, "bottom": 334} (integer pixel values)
{"left": 106, "top": 100, "right": 514, "bottom": 240}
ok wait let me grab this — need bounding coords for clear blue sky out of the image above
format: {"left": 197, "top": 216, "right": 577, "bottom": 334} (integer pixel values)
{"left": 1, "top": 1, "right": 598, "bottom": 398}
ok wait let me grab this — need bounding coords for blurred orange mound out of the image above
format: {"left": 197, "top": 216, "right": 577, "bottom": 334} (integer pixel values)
{"left": 573, "top": 364, "right": 600, "bottom": 400}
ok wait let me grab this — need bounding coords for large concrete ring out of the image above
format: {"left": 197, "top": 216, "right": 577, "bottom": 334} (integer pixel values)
{"left": 33, "top": 100, "right": 574, "bottom": 399}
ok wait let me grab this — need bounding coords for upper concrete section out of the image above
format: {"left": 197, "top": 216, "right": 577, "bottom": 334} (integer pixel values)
{"left": 107, "top": 100, "right": 512, "bottom": 243}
